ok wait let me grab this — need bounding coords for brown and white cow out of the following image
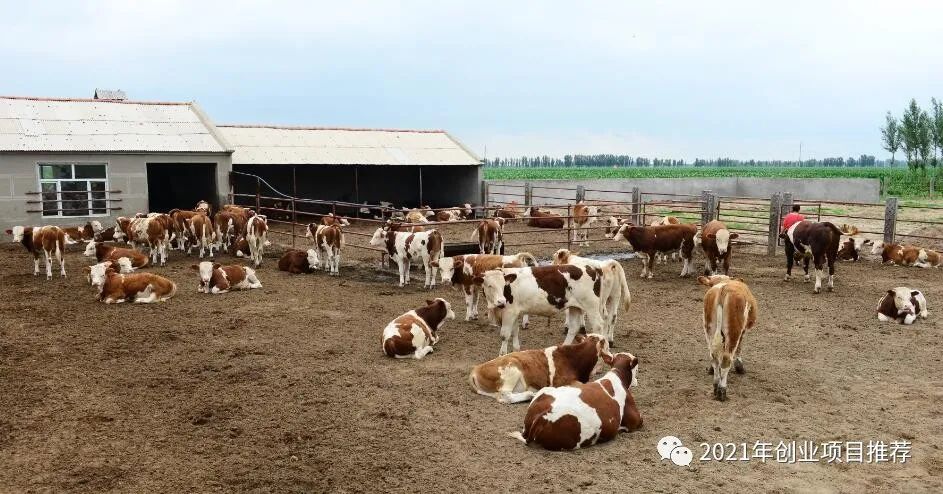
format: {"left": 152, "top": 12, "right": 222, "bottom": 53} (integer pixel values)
{"left": 698, "top": 220, "right": 738, "bottom": 276}
{"left": 404, "top": 207, "right": 432, "bottom": 224}
{"left": 877, "top": 287, "right": 929, "bottom": 325}
{"left": 60, "top": 225, "right": 95, "bottom": 244}
{"left": 650, "top": 216, "right": 682, "bottom": 263}
{"left": 86, "top": 262, "right": 177, "bottom": 304}
{"left": 918, "top": 248, "right": 943, "bottom": 268}
{"left": 524, "top": 207, "right": 565, "bottom": 229}
{"left": 215, "top": 209, "right": 249, "bottom": 248}
{"left": 84, "top": 241, "right": 149, "bottom": 271}
{"left": 169, "top": 209, "right": 201, "bottom": 251}
{"left": 470, "top": 218, "right": 505, "bottom": 254}
{"left": 245, "top": 215, "right": 268, "bottom": 267}
{"left": 229, "top": 236, "right": 251, "bottom": 258}
{"left": 495, "top": 201, "right": 521, "bottom": 220}
{"left": 510, "top": 351, "right": 641, "bottom": 450}
{"left": 469, "top": 333, "right": 611, "bottom": 403}
{"left": 381, "top": 298, "right": 455, "bottom": 359}
{"left": 571, "top": 201, "right": 600, "bottom": 246}
{"left": 320, "top": 213, "right": 350, "bottom": 227}
{"left": 306, "top": 223, "right": 344, "bottom": 276}
{"left": 698, "top": 275, "right": 758, "bottom": 401}
{"left": 7, "top": 225, "right": 67, "bottom": 279}
{"left": 369, "top": 228, "right": 444, "bottom": 288}
{"left": 277, "top": 248, "right": 320, "bottom": 274}
{"left": 782, "top": 220, "right": 841, "bottom": 293}
{"left": 384, "top": 219, "right": 425, "bottom": 233}
{"left": 613, "top": 223, "right": 697, "bottom": 278}
{"left": 113, "top": 214, "right": 172, "bottom": 266}
{"left": 474, "top": 265, "right": 607, "bottom": 355}
{"left": 433, "top": 252, "right": 537, "bottom": 322}
{"left": 870, "top": 241, "right": 922, "bottom": 266}
{"left": 434, "top": 209, "right": 461, "bottom": 222}
{"left": 191, "top": 261, "right": 262, "bottom": 294}
{"left": 188, "top": 213, "right": 217, "bottom": 258}
{"left": 603, "top": 216, "right": 631, "bottom": 239}
{"left": 194, "top": 200, "right": 212, "bottom": 216}
{"left": 551, "top": 249, "right": 632, "bottom": 345}
{"left": 836, "top": 236, "right": 874, "bottom": 261}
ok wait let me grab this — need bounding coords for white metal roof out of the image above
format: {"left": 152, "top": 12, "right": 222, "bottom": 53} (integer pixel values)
{"left": 219, "top": 124, "right": 481, "bottom": 166}
{"left": 0, "top": 96, "right": 231, "bottom": 153}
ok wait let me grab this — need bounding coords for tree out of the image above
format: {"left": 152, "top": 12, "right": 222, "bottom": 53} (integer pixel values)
{"left": 900, "top": 99, "right": 923, "bottom": 170}
{"left": 881, "top": 111, "right": 903, "bottom": 166}
{"left": 931, "top": 98, "right": 943, "bottom": 166}
{"left": 917, "top": 109, "right": 934, "bottom": 168}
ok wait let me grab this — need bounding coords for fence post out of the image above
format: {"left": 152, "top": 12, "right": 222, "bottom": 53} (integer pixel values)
{"left": 631, "top": 187, "right": 641, "bottom": 225}
{"left": 701, "top": 190, "right": 713, "bottom": 225}
{"left": 566, "top": 204, "right": 573, "bottom": 251}
{"left": 767, "top": 193, "right": 782, "bottom": 256}
{"left": 481, "top": 181, "right": 489, "bottom": 217}
{"left": 576, "top": 185, "right": 585, "bottom": 203}
{"left": 884, "top": 197, "right": 898, "bottom": 244}
{"left": 255, "top": 177, "right": 261, "bottom": 213}
{"left": 524, "top": 183, "right": 533, "bottom": 208}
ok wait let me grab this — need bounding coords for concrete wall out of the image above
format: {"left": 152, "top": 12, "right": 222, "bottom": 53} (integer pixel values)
{"left": 485, "top": 177, "right": 880, "bottom": 206}
{"left": 0, "top": 152, "right": 231, "bottom": 231}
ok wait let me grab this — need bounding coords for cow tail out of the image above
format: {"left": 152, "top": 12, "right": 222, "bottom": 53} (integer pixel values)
{"left": 167, "top": 280, "right": 178, "bottom": 299}
{"left": 519, "top": 252, "right": 538, "bottom": 267}
{"left": 507, "top": 430, "right": 528, "bottom": 444}
{"left": 470, "top": 228, "right": 479, "bottom": 241}
{"left": 611, "top": 261, "right": 632, "bottom": 311}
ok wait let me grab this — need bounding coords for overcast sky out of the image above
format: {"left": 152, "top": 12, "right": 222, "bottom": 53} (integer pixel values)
{"left": 1, "top": 1, "right": 940, "bottom": 161}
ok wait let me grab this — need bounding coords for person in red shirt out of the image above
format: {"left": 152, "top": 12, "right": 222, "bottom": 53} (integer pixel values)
{"left": 781, "top": 205, "right": 805, "bottom": 233}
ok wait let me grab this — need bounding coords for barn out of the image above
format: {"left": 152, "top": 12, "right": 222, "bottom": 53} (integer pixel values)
{"left": 218, "top": 124, "right": 483, "bottom": 215}
{"left": 0, "top": 94, "right": 232, "bottom": 231}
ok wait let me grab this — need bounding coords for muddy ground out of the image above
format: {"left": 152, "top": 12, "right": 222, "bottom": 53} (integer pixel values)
{"left": 0, "top": 231, "right": 942, "bottom": 493}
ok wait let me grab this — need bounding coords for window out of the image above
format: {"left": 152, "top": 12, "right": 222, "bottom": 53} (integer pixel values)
{"left": 38, "top": 163, "right": 109, "bottom": 217}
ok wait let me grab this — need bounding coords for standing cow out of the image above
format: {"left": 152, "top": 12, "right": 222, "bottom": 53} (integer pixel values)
{"left": 245, "top": 215, "right": 268, "bottom": 267}
{"left": 699, "top": 220, "right": 738, "bottom": 276}
{"left": 307, "top": 223, "right": 344, "bottom": 276}
{"left": 698, "top": 275, "right": 758, "bottom": 401}
{"left": 369, "top": 228, "right": 444, "bottom": 288}
{"left": 571, "top": 201, "right": 599, "bottom": 246}
{"left": 613, "top": 223, "right": 697, "bottom": 278}
{"left": 6, "top": 225, "right": 67, "bottom": 279}
{"left": 470, "top": 218, "right": 505, "bottom": 254}
{"left": 782, "top": 220, "right": 841, "bottom": 293}
{"left": 551, "top": 249, "right": 632, "bottom": 345}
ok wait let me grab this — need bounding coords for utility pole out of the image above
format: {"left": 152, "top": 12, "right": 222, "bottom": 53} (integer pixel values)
{"left": 799, "top": 141, "right": 802, "bottom": 165}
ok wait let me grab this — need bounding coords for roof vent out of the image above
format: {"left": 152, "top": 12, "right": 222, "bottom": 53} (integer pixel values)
{"left": 94, "top": 88, "right": 127, "bottom": 101}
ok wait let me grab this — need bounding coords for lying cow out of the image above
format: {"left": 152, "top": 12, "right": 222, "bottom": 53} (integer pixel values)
{"left": 470, "top": 218, "right": 505, "bottom": 254}
{"left": 307, "top": 223, "right": 344, "bottom": 276}
{"left": 381, "top": 298, "right": 455, "bottom": 359}
{"left": 571, "top": 201, "right": 599, "bottom": 246}
{"left": 871, "top": 241, "right": 921, "bottom": 266}
{"left": 613, "top": 223, "right": 697, "bottom": 278}
{"left": 369, "top": 227, "right": 444, "bottom": 288}
{"left": 782, "top": 220, "right": 841, "bottom": 293}
{"left": 404, "top": 207, "right": 432, "bottom": 224}
{"left": 474, "top": 264, "right": 607, "bottom": 356}
{"left": 278, "top": 248, "right": 320, "bottom": 274}
{"left": 84, "top": 241, "right": 149, "bottom": 270}
{"left": 836, "top": 236, "right": 874, "bottom": 261}
{"left": 551, "top": 249, "right": 632, "bottom": 345}
{"left": 510, "top": 351, "right": 641, "bottom": 450}
{"left": 191, "top": 261, "right": 262, "bottom": 294}
{"left": 86, "top": 262, "right": 177, "bottom": 304}
{"left": 699, "top": 220, "right": 738, "bottom": 276}
{"left": 524, "top": 207, "right": 565, "bottom": 229}
{"left": 698, "top": 275, "right": 758, "bottom": 401}
{"left": 230, "top": 236, "right": 251, "bottom": 258}
{"left": 877, "top": 287, "right": 929, "bottom": 325}
{"left": 433, "top": 252, "right": 537, "bottom": 322}
{"left": 7, "top": 225, "right": 67, "bottom": 279}
{"left": 495, "top": 201, "right": 520, "bottom": 220}
{"left": 469, "top": 333, "right": 610, "bottom": 403}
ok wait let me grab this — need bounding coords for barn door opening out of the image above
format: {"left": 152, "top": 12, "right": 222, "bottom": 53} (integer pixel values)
{"left": 146, "top": 163, "right": 218, "bottom": 213}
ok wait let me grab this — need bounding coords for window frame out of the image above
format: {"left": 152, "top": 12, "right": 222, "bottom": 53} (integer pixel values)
{"left": 36, "top": 161, "right": 110, "bottom": 218}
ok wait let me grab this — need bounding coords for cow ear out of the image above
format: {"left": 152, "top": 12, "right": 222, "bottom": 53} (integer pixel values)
{"left": 887, "top": 290, "right": 895, "bottom": 296}
{"left": 729, "top": 233, "right": 739, "bottom": 239}
{"left": 630, "top": 355, "right": 639, "bottom": 369}
{"left": 213, "top": 263, "right": 221, "bottom": 270}
{"left": 504, "top": 273, "right": 517, "bottom": 284}
{"left": 734, "top": 277, "right": 745, "bottom": 283}
{"left": 4, "top": 229, "right": 11, "bottom": 234}
{"left": 430, "top": 260, "right": 438, "bottom": 267}
{"left": 453, "top": 258, "right": 462, "bottom": 267}
{"left": 473, "top": 276, "right": 484, "bottom": 285}
{"left": 912, "top": 291, "right": 920, "bottom": 298}
{"left": 190, "top": 264, "right": 199, "bottom": 270}
{"left": 697, "top": 276, "right": 710, "bottom": 286}
{"left": 571, "top": 333, "right": 586, "bottom": 343}
{"left": 601, "top": 352, "right": 614, "bottom": 366}
{"left": 84, "top": 266, "right": 91, "bottom": 273}
{"left": 705, "top": 233, "right": 715, "bottom": 240}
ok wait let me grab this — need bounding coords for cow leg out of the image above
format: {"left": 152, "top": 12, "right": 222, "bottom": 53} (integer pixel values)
{"left": 333, "top": 251, "right": 341, "bottom": 276}
{"left": 465, "top": 288, "right": 477, "bottom": 321}
{"left": 499, "top": 390, "right": 536, "bottom": 404}
{"left": 397, "top": 260, "right": 406, "bottom": 287}
{"left": 404, "top": 259, "right": 412, "bottom": 284}
{"left": 783, "top": 242, "right": 795, "bottom": 280}
{"left": 562, "top": 309, "right": 583, "bottom": 345}
{"left": 57, "top": 245, "right": 65, "bottom": 277}
{"left": 812, "top": 252, "right": 824, "bottom": 293}
{"left": 722, "top": 255, "right": 730, "bottom": 276}
{"left": 44, "top": 250, "right": 53, "bottom": 280}
{"left": 498, "top": 316, "right": 517, "bottom": 356}
{"left": 714, "top": 357, "right": 731, "bottom": 401}
{"left": 826, "top": 253, "right": 835, "bottom": 291}
{"left": 32, "top": 253, "right": 40, "bottom": 276}
{"left": 733, "top": 345, "right": 746, "bottom": 374}
{"left": 521, "top": 314, "right": 529, "bottom": 330}
{"left": 414, "top": 346, "right": 434, "bottom": 359}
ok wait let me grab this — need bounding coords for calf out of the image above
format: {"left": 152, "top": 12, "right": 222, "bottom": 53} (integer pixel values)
{"left": 7, "top": 226, "right": 67, "bottom": 279}
{"left": 474, "top": 264, "right": 606, "bottom": 356}
{"left": 470, "top": 218, "right": 505, "bottom": 254}
{"left": 870, "top": 241, "right": 922, "bottom": 266}
{"left": 278, "top": 249, "right": 320, "bottom": 274}
{"left": 918, "top": 248, "right": 943, "bottom": 268}
{"left": 194, "top": 200, "right": 212, "bottom": 217}
{"left": 495, "top": 201, "right": 520, "bottom": 219}
{"left": 434, "top": 209, "right": 461, "bottom": 222}
{"left": 782, "top": 220, "right": 841, "bottom": 293}
{"left": 698, "top": 275, "right": 758, "bottom": 401}
{"left": 61, "top": 225, "right": 94, "bottom": 243}
{"left": 320, "top": 213, "right": 350, "bottom": 227}
{"left": 836, "top": 236, "right": 874, "bottom": 261}
{"left": 613, "top": 223, "right": 697, "bottom": 278}
{"left": 188, "top": 213, "right": 216, "bottom": 258}
{"left": 404, "top": 208, "right": 432, "bottom": 224}
{"left": 84, "top": 241, "right": 149, "bottom": 270}
{"left": 510, "top": 352, "right": 641, "bottom": 450}
{"left": 469, "top": 333, "right": 610, "bottom": 403}
{"left": 191, "top": 261, "right": 262, "bottom": 294}
{"left": 381, "top": 298, "right": 455, "bottom": 359}
{"left": 215, "top": 207, "right": 253, "bottom": 247}
{"left": 230, "top": 236, "right": 250, "bottom": 258}
{"left": 699, "top": 220, "right": 738, "bottom": 276}
{"left": 571, "top": 201, "right": 599, "bottom": 246}
{"left": 87, "top": 263, "right": 177, "bottom": 304}
{"left": 603, "top": 216, "right": 630, "bottom": 239}
{"left": 384, "top": 219, "right": 425, "bottom": 233}
{"left": 245, "top": 215, "right": 268, "bottom": 267}
{"left": 306, "top": 223, "right": 344, "bottom": 276}
{"left": 169, "top": 209, "right": 202, "bottom": 251}
{"left": 551, "top": 249, "right": 632, "bottom": 345}
{"left": 524, "top": 207, "right": 565, "bottom": 229}
{"left": 113, "top": 214, "right": 172, "bottom": 266}
{"left": 433, "top": 252, "right": 537, "bottom": 322}
{"left": 877, "top": 287, "right": 929, "bottom": 325}
{"left": 369, "top": 228, "right": 444, "bottom": 288}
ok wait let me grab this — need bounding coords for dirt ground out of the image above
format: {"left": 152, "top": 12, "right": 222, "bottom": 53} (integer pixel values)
{"left": 1, "top": 230, "right": 942, "bottom": 493}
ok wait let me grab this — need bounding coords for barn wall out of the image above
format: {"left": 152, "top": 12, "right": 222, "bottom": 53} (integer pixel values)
{"left": 0, "top": 152, "right": 231, "bottom": 232}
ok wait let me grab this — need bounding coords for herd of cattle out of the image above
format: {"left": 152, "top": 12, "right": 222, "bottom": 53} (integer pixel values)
{"left": 4, "top": 198, "right": 935, "bottom": 450}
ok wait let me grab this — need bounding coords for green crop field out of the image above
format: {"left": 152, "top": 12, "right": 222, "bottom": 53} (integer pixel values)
{"left": 483, "top": 166, "right": 943, "bottom": 198}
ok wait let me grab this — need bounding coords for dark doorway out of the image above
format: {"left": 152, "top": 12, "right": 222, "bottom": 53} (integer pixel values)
{"left": 146, "top": 163, "right": 218, "bottom": 212}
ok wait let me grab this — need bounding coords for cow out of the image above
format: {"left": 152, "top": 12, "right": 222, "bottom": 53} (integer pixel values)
{"left": 918, "top": 248, "right": 943, "bottom": 268}
{"left": 434, "top": 209, "right": 461, "bottom": 222}
{"left": 381, "top": 298, "right": 455, "bottom": 359}
{"left": 229, "top": 236, "right": 250, "bottom": 258}
{"left": 6, "top": 225, "right": 67, "bottom": 279}
{"left": 836, "top": 236, "right": 874, "bottom": 261}
{"left": 612, "top": 223, "right": 697, "bottom": 279}
{"left": 384, "top": 219, "right": 425, "bottom": 233}
{"left": 524, "top": 207, "right": 565, "bottom": 229}
{"left": 194, "top": 200, "right": 212, "bottom": 217}
{"left": 278, "top": 248, "right": 320, "bottom": 274}
{"left": 470, "top": 218, "right": 505, "bottom": 254}
{"left": 404, "top": 207, "right": 432, "bottom": 224}
{"left": 468, "top": 333, "right": 611, "bottom": 404}
{"left": 782, "top": 220, "right": 841, "bottom": 293}
{"left": 188, "top": 213, "right": 217, "bottom": 258}
{"left": 459, "top": 203, "right": 474, "bottom": 219}
{"left": 215, "top": 207, "right": 254, "bottom": 247}
{"left": 60, "top": 225, "right": 95, "bottom": 244}
{"left": 571, "top": 201, "right": 600, "bottom": 246}
{"left": 369, "top": 228, "right": 444, "bottom": 288}
{"left": 86, "top": 262, "right": 177, "bottom": 304}
{"left": 113, "top": 214, "right": 172, "bottom": 266}
{"left": 698, "top": 220, "right": 739, "bottom": 276}
{"left": 84, "top": 241, "right": 149, "bottom": 270}
{"left": 698, "top": 275, "right": 758, "bottom": 401}
{"left": 306, "top": 223, "right": 344, "bottom": 276}
{"left": 495, "top": 201, "right": 520, "bottom": 219}
{"left": 870, "top": 241, "right": 920, "bottom": 266}
{"left": 191, "top": 261, "right": 262, "bottom": 294}
{"left": 474, "top": 264, "right": 607, "bottom": 356}
{"left": 169, "top": 209, "right": 202, "bottom": 251}
{"left": 877, "top": 287, "right": 929, "bottom": 325}
{"left": 433, "top": 252, "right": 537, "bottom": 322}
{"left": 320, "top": 213, "right": 350, "bottom": 227}
{"left": 245, "top": 215, "right": 268, "bottom": 267}
{"left": 650, "top": 216, "right": 682, "bottom": 263}
{"left": 603, "top": 216, "right": 630, "bottom": 239}
{"left": 509, "top": 351, "right": 641, "bottom": 450}
{"left": 551, "top": 249, "right": 632, "bottom": 345}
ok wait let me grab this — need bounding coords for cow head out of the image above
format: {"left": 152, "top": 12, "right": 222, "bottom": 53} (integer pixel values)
{"left": 612, "top": 224, "right": 635, "bottom": 243}
{"left": 889, "top": 287, "right": 919, "bottom": 315}
{"left": 368, "top": 227, "right": 386, "bottom": 246}
{"left": 114, "top": 257, "right": 134, "bottom": 273}
{"left": 552, "top": 248, "right": 573, "bottom": 265}
{"left": 83, "top": 241, "right": 98, "bottom": 257}
{"left": 306, "top": 248, "right": 321, "bottom": 269}
{"left": 706, "top": 229, "right": 738, "bottom": 255}
{"left": 191, "top": 261, "right": 221, "bottom": 293}
{"left": 601, "top": 351, "right": 640, "bottom": 388}
{"left": 112, "top": 218, "right": 129, "bottom": 242}
{"left": 427, "top": 297, "right": 456, "bottom": 323}
{"left": 870, "top": 241, "right": 885, "bottom": 256}
{"left": 86, "top": 260, "right": 113, "bottom": 287}
{"left": 494, "top": 217, "right": 506, "bottom": 227}
{"left": 462, "top": 203, "right": 473, "bottom": 217}
{"left": 305, "top": 223, "right": 317, "bottom": 239}
{"left": 473, "top": 269, "right": 517, "bottom": 309}
{"left": 431, "top": 256, "right": 461, "bottom": 285}
{"left": 89, "top": 220, "right": 103, "bottom": 233}
{"left": 697, "top": 274, "right": 745, "bottom": 286}
{"left": 195, "top": 200, "right": 211, "bottom": 213}
{"left": 7, "top": 225, "right": 25, "bottom": 242}
{"left": 602, "top": 217, "right": 621, "bottom": 238}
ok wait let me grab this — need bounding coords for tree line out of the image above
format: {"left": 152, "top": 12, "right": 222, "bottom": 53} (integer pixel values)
{"left": 881, "top": 98, "right": 943, "bottom": 170}
{"left": 486, "top": 154, "right": 882, "bottom": 168}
